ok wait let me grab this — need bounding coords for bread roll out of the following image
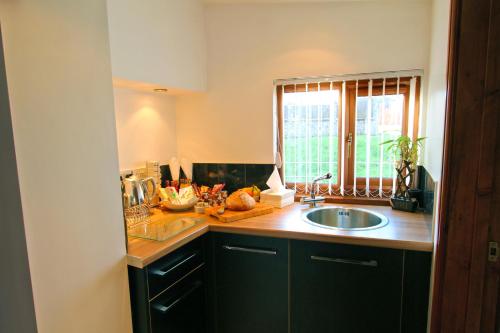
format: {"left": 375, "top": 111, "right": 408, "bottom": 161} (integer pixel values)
{"left": 226, "top": 190, "right": 256, "bottom": 211}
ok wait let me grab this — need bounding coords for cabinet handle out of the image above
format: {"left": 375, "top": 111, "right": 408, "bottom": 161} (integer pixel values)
{"left": 310, "top": 255, "right": 378, "bottom": 267}
{"left": 346, "top": 132, "right": 353, "bottom": 159}
{"left": 152, "top": 280, "right": 203, "bottom": 314}
{"left": 150, "top": 251, "right": 199, "bottom": 277}
{"left": 222, "top": 245, "right": 277, "bottom": 255}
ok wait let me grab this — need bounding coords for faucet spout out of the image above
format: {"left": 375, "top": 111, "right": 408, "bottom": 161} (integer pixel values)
{"left": 313, "top": 172, "right": 332, "bottom": 183}
{"left": 311, "top": 172, "right": 332, "bottom": 199}
{"left": 301, "top": 172, "right": 332, "bottom": 208}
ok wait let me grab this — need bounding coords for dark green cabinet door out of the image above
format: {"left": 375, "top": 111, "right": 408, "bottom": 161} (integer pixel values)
{"left": 401, "top": 251, "right": 432, "bottom": 333}
{"left": 212, "top": 233, "right": 288, "bottom": 333}
{"left": 291, "top": 240, "right": 404, "bottom": 333}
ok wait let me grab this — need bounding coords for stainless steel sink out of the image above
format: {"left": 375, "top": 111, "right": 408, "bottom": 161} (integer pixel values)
{"left": 303, "top": 207, "right": 388, "bottom": 230}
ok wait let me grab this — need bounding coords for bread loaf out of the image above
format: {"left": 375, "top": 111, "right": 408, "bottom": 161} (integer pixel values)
{"left": 226, "top": 190, "right": 256, "bottom": 211}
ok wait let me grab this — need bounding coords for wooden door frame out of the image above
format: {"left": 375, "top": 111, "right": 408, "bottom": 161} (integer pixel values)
{"left": 431, "top": 0, "right": 499, "bottom": 331}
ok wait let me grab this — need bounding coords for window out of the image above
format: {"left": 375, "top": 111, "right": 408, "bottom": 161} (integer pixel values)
{"left": 276, "top": 72, "right": 421, "bottom": 198}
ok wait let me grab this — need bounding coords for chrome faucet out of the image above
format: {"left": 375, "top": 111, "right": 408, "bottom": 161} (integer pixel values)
{"left": 300, "top": 172, "right": 332, "bottom": 208}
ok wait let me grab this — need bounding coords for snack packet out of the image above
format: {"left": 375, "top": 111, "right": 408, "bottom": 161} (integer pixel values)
{"left": 159, "top": 187, "right": 181, "bottom": 204}
{"left": 179, "top": 186, "right": 196, "bottom": 202}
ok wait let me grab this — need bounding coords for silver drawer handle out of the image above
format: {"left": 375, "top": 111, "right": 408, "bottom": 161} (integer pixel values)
{"left": 311, "top": 255, "right": 378, "bottom": 267}
{"left": 222, "top": 245, "right": 277, "bottom": 255}
{"left": 150, "top": 252, "right": 199, "bottom": 277}
{"left": 152, "top": 280, "right": 203, "bottom": 314}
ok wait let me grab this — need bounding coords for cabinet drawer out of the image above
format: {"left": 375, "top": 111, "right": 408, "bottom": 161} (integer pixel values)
{"left": 147, "top": 238, "right": 204, "bottom": 299}
{"left": 294, "top": 239, "right": 404, "bottom": 269}
{"left": 150, "top": 266, "right": 206, "bottom": 333}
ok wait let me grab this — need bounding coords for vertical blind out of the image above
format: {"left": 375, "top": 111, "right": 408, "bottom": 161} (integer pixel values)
{"left": 277, "top": 70, "right": 423, "bottom": 198}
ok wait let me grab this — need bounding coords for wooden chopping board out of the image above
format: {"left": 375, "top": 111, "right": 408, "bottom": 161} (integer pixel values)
{"left": 206, "top": 203, "right": 274, "bottom": 223}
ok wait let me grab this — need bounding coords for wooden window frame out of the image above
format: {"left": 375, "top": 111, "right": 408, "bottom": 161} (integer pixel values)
{"left": 277, "top": 76, "right": 421, "bottom": 196}
{"left": 345, "top": 77, "right": 421, "bottom": 190}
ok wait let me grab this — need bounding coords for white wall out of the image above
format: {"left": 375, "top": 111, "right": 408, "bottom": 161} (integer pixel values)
{"left": 422, "top": 0, "right": 450, "bottom": 180}
{"left": 0, "top": 25, "right": 38, "bottom": 333}
{"left": 177, "top": 2, "right": 431, "bottom": 163}
{"left": 114, "top": 87, "right": 177, "bottom": 171}
{"left": 421, "top": 1, "right": 450, "bottom": 326}
{"left": 0, "top": 1, "right": 132, "bottom": 332}
{"left": 107, "top": 0, "right": 207, "bottom": 92}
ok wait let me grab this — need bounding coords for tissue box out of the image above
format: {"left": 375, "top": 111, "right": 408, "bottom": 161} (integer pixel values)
{"left": 260, "top": 189, "right": 295, "bottom": 208}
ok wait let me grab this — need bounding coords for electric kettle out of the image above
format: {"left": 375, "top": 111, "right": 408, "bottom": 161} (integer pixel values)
{"left": 122, "top": 175, "right": 157, "bottom": 209}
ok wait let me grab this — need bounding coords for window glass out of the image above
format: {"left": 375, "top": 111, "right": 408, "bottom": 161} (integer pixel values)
{"left": 354, "top": 94, "right": 404, "bottom": 178}
{"left": 283, "top": 90, "right": 340, "bottom": 184}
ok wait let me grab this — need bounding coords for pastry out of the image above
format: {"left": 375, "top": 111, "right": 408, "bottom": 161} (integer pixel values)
{"left": 226, "top": 190, "right": 256, "bottom": 211}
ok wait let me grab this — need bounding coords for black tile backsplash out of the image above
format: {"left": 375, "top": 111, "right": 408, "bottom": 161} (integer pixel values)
{"left": 192, "top": 163, "right": 275, "bottom": 192}
{"left": 160, "top": 164, "right": 172, "bottom": 187}
{"left": 192, "top": 163, "right": 220, "bottom": 186}
{"left": 159, "top": 164, "right": 194, "bottom": 187}
{"left": 416, "top": 165, "right": 436, "bottom": 215}
{"left": 245, "top": 164, "right": 275, "bottom": 190}
{"left": 218, "top": 164, "right": 246, "bottom": 193}
{"left": 166, "top": 163, "right": 436, "bottom": 213}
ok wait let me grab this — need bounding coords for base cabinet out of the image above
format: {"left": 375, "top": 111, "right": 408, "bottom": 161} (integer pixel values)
{"left": 128, "top": 233, "right": 431, "bottom": 333}
{"left": 211, "top": 233, "right": 288, "bottom": 333}
{"left": 291, "top": 240, "right": 404, "bottom": 333}
{"left": 128, "top": 237, "right": 207, "bottom": 333}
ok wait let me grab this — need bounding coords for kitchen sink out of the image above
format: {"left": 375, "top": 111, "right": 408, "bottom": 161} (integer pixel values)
{"left": 303, "top": 207, "right": 388, "bottom": 231}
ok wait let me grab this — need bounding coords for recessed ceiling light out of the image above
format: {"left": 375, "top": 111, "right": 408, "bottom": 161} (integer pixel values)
{"left": 153, "top": 88, "right": 168, "bottom": 93}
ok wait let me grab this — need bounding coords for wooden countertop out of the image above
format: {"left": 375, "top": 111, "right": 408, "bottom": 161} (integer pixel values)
{"left": 127, "top": 203, "right": 433, "bottom": 268}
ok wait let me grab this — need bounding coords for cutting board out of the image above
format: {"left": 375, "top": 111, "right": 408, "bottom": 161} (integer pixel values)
{"left": 207, "top": 203, "right": 274, "bottom": 223}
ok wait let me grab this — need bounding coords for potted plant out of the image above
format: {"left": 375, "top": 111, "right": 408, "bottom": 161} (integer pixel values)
{"left": 381, "top": 136, "right": 425, "bottom": 212}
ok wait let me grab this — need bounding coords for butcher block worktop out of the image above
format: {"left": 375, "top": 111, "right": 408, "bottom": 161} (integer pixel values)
{"left": 127, "top": 203, "right": 433, "bottom": 268}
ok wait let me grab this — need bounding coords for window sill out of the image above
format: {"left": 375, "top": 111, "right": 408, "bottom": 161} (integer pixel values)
{"left": 294, "top": 195, "right": 390, "bottom": 207}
